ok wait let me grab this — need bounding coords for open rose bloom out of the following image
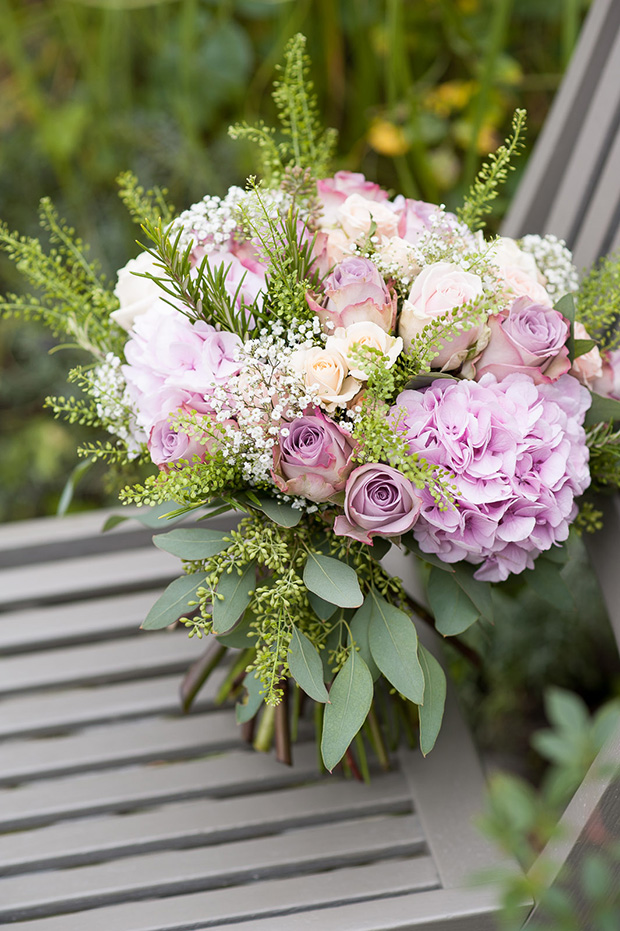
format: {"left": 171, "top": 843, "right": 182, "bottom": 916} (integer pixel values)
{"left": 25, "top": 54, "right": 619, "bottom": 772}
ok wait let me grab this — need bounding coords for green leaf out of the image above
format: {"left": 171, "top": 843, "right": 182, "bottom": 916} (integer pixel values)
{"left": 104, "top": 501, "right": 185, "bottom": 532}
{"left": 452, "top": 563, "right": 494, "bottom": 623}
{"left": 215, "top": 610, "right": 254, "bottom": 648}
{"left": 101, "top": 514, "right": 127, "bottom": 533}
{"left": 308, "top": 591, "right": 338, "bottom": 621}
{"left": 253, "top": 496, "right": 302, "bottom": 527}
{"left": 321, "top": 650, "right": 374, "bottom": 771}
{"left": 368, "top": 591, "right": 424, "bottom": 704}
{"left": 57, "top": 457, "right": 94, "bottom": 517}
{"left": 545, "top": 687, "right": 590, "bottom": 733}
{"left": 303, "top": 553, "right": 363, "bottom": 608}
{"left": 555, "top": 293, "right": 576, "bottom": 361}
{"left": 367, "top": 537, "right": 392, "bottom": 561}
{"left": 585, "top": 391, "right": 620, "bottom": 426}
{"left": 349, "top": 595, "right": 380, "bottom": 680}
{"left": 417, "top": 645, "right": 447, "bottom": 756}
{"left": 288, "top": 626, "right": 330, "bottom": 703}
{"left": 236, "top": 671, "right": 264, "bottom": 724}
{"left": 524, "top": 558, "right": 574, "bottom": 614}
{"left": 574, "top": 338, "right": 596, "bottom": 358}
{"left": 142, "top": 572, "right": 207, "bottom": 630}
{"left": 212, "top": 561, "right": 256, "bottom": 635}
{"left": 153, "top": 527, "right": 232, "bottom": 560}
{"left": 427, "top": 566, "right": 480, "bottom": 636}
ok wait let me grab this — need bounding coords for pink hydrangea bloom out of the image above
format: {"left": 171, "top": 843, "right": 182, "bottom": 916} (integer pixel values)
{"left": 122, "top": 304, "right": 242, "bottom": 430}
{"left": 393, "top": 373, "right": 591, "bottom": 582}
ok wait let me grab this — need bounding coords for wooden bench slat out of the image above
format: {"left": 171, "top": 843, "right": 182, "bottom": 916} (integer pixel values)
{"left": 5, "top": 856, "right": 439, "bottom": 931}
{"left": 0, "top": 710, "right": 243, "bottom": 785}
{"left": 0, "top": 673, "right": 221, "bottom": 740}
{"left": 0, "top": 591, "right": 163, "bottom": 654}
{"left": 0, "top": 772, "right": 412, "bottom": 875}
{"left": 0, "top": 744, "right": 322, "bottom": 831}
{"left": 0, "top": 814, "right": 425, "bottom": 923}
{"left": 571, "top": 123, "right": 620, "bottom": 270}
{"left": 0, "top": 548, "right": 178, "bottom": 611}
{"left": 0, "top": 631, "right": 200, "bottom": 697}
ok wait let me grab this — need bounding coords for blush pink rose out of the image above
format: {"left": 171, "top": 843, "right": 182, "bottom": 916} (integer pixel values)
{"left": 272, "top": 411, "right": 356, "bottom": 503}
{"left": 398, "top": 261, "right": 485, "bottom": 369}
{"left": 317, "top": 171, "right": 389, "bottom": 227}
{"left": 307, "top": 256, "right": 396, "bottom": 333}
{"left": 591, "top": 348, "right": 620, "bottom": 400}
{"left": 474, "top": 297, "right": 570, "bottom": 385}
{"left": 334, "top": 464, "right": 422, "bottom": 544}
{"left": 570, "top": 322, "right": 604, "bottom": 388}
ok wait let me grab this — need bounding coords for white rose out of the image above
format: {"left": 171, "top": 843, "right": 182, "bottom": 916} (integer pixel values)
{"left": 375, "top": 236, "right": 421, "bottom": 281}
{"left": 111, "top": 252, "right": 169, "bottom": 332}
{"left": 291, "top": 346, "right": 361, "bottom": 412}
{"left": 489, "top": 236, "right": 542, "bottom": 281}
{"left": 326, "top": 322, "right": 403, "bottom": 380}
{"left": 398, "top": 261, "right": 485, "bottom": 370}
{"left": 337, "top": 194, "right": 399, "bottom": 240}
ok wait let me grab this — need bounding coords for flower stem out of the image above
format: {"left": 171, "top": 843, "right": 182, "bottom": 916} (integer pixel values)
{"left": 367, "top": 703, "right": 391, "bottom": 771}
{"left": 275, "top": 681, "right": 292, "bottom": 766}
{"left": 180, "top": 641, "right": 227, "bottom": 713}
{"left": 253, "top": 703, "right": 276, "bottom": 753}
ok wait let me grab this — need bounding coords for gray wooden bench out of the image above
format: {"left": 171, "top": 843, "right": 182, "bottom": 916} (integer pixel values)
{"left": 0, "top": 511, "right": 517, "bottom": 930}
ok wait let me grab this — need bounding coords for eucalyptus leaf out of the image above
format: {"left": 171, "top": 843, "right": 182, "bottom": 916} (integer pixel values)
{"left": 427, "top": 566, "right": 480, "bottom": 636}
{"left": 585, "top": 391, "right": 620, "bottom": 426}
{"left": 321, "top": 650, "right": 374, "bottom": 772}
{"left": 417, "top": 645, "right": 447, "bottom": 756}
{"left": 288, "top": 626, "right": 330, "bottom": 703}
{"left": 212, "top": 561, "right": 257, "bottom": 635}
{"left": 215, "top": 610, "right": 254, "bottom": 648}
{"left": 308, "top": 591, "right": 338, "bottom": 621}
{"left": 349, "top": 595, "right": 380, "bottom": 680}
{"left": 303, "top": 553, "right": 363, "bottom": 608}
{"left": 142, "top": 572, "right": 207, "bottom": 630}
{"left": 369, "top": 591, "right": 424, "bottom": 704}
{"left": 452, "top": 563, "right": 494, "bottom": 623}
{"left": 236, "top": 672, "right": 264, "bottom": 724}
{"left": 153, "top": 527, "right": 232, "bottom": 560}
{"left": 57, "top": 457, "right": 94, "bottom": 517}
{"left": 253, "top": 496, "right": 302, "bottom": 527}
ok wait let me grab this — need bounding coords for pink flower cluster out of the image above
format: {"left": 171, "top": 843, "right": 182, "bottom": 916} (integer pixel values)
{"left": 394, "top": 374, "right": 591, "bottom": 582}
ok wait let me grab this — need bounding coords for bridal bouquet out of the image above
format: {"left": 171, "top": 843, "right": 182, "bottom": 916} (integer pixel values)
{"left": 3, "top": 36, "right": 620, "bottom": 773}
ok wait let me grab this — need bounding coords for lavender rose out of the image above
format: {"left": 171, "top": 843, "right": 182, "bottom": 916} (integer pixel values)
{"left": 272, "top": 411, "right": 356, "bottom": 503}
{"left": 307, "top": 256, "right": 396, "bottom": 333}
{"left": 334, "top": 464, "right": 422, "bottom": 544}
{"left": 474, "top": 297, "right": 570, "bottom": 384}
{"left": 149, "top": 420, "right": 209, "bottom": 470}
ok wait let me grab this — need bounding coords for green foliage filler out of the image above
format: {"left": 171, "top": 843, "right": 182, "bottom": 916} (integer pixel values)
{"left": 576, "top": 251, "right": 620, "bottom": 350}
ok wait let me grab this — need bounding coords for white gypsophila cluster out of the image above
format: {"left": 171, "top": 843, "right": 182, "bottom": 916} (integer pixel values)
{"left": 519, "top": 234, "right": 579, "bottom": 302}
{"left": 91, "top": 354, "right": 146, "bottom": 459}
{"left": 207, "top": 318, "right": 324, "bottom": 486}
{"left": 168, "top": 186, "right": 248, "bottom": 252}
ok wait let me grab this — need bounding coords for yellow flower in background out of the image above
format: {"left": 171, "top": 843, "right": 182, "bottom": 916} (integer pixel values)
{"left": 423, "top": 80, "right": 477, "bottom": 118}
{"left": 367, "top": 119, "right": 410, "bottom": 157}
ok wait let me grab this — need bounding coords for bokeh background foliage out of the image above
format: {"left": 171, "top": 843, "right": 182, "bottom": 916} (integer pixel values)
{"left": 0, "top": 0, "right": 590, "bottom": 522}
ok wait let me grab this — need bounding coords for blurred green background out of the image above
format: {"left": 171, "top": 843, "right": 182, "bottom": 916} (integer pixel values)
{"left": 0, "top": 0, "right": 591, "bottom": 522}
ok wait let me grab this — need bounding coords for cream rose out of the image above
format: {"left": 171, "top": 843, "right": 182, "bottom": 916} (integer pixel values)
{"left": 111, "top": 252, "right": 169, "bottom": 332}
{"left": 336, "top": 193, "right": 399, "bottom": 240}
{"left": 500, "top": 265, "right": 553, "bottom": 306}
{"left": 570, "top": 321, "right": 604, "bottom": 387}
{"left": 375, "top": 236, "right": 421, "bottom": 281}
{"left": 489, "top": 237, "right": 544, "bottom": 283}
{"left": 291, "top": 346, "right": 361, "bottom": 411}
{"left": 326, "top": 322, "right": 403, "bottom": 380}
{"left": 398, "top": 261, "right": 485, "bottom": 370}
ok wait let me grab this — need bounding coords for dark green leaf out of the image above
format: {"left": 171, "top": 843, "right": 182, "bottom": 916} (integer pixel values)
{"left": 101, "top": 514, "right": 127, "bottom": 532}
{"left": 585, "top": 391, "right": 620, "bottom": 426}
{"left": 524, "top": 558, "right": 574, "bottom": 614}
{"left": 555, "top": 293, "right": 576, "bottom": 361}
{"left": 417, "top": 645, "right": 447, "bottom": 756}
{"left": 153, "top": 527, "right": 231, "bottom": 560}
{"left": 288, "top": 626, "right": 330, "bottom": 703}
{"left": 452, "top": 563, "right": 494, "bottom": 623}
{"left": 368, "top": 591, "right": 424, "bottom": 704}
{"left": 349, "top": 595, "right": 380, "bottom": 680}
{"left": 574, "top": 338, "right": 596, "bottom": 357}
{"left": 142, "top": 572, "right": 207, "bottom": 630}
{"left": 367, "top": 537, "right": 392, "bottom": 561}
{"left": 308, "top": 591, "right": 338, "bottom": 621}
{"left": 321, "top": 651, "right": 373, "bottom": 771}
{"left": 236, "top": 671, "right": 264, "bottom": 724}
{"left": 303, "top": 553, "right": 363, "bottom": 608}
{"left": 253, "top": 496, "right": 302, "bottom": 527}
{"left": 57, "top": 457, "right": 94, "bottom": 517}
{"left": 427, "top": 566, "right": 480, "bottom": 636}
{"left": 212, "top": 561, "right": 256, "bottom": 635}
